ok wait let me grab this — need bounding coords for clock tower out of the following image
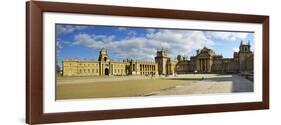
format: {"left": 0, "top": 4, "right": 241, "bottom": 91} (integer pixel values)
{"left": 98, "top": 48, "right": 110, "bottom": 62}
{"left": 98, "top": 48, "right": 110, "bottom": 76}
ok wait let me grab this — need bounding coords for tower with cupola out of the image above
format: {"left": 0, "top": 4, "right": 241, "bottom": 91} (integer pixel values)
{"left": 98, "top": 48, "right": 110, "bottom": 75}
{"left": 155, "top": 48, "right": 169, "bottom": 75}
{"left": 238, "top": 41, "right": 253, "bottom": 72}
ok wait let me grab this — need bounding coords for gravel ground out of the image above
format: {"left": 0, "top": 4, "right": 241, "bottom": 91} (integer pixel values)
{"left": 56, "top": 74, "right": 254, "bottom": 99}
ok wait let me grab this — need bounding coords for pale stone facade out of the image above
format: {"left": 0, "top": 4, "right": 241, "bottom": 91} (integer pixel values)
{"left": 62, "top": 41, "right": 254, "bottom": 76}
{"left": 63, "top": 48, "right": 159, "bottom": 76}
{"left": 175, "top": 41, "right": 254, "bottom": 74}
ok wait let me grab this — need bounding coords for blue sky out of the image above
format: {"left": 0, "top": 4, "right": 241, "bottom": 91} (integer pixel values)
{"left": 56, "top": 24, "right": 254, "bottom": 65}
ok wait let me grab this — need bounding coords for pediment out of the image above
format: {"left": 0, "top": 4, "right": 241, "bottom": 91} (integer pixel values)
{"left": 197, "top": 52, "right": 211, "bottom": 57}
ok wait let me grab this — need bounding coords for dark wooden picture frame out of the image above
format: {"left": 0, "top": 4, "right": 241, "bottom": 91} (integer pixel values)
{"left": 26, "top": 1, "right": 269, "bottom": 124}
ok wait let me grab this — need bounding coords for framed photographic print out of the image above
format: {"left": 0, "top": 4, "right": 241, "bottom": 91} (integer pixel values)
{"left": 26, "top": 1, "right": 269, "bottom": 124}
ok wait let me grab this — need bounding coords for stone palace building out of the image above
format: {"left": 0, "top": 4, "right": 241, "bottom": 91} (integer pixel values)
{"left": 62, "top": 41, "right": 254, "bottom": 76}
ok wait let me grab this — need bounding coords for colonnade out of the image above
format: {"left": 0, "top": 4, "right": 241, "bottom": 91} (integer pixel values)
{"left": 198, "top": 58, "right": 209, "bottom": 72}
{"left": 139, "top": 64, "right": 156, "bottom": 75}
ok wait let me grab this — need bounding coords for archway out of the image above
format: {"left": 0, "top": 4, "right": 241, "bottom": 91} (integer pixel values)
{"left": 105, "top": 68, "right": 109, "bottom": 75}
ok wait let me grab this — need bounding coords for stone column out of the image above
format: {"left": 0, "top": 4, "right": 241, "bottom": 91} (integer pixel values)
{"left": 199, "top": 59, "right": 201, "bottom": 72}
{"left": 200, "top": 59, "right": 202, "bottom": 72}
{"left": 203, "top": 59, "right": 206, "bottom": 72}
{"left": 205, "top": 59, "right": 207, "bottom": 72}
{"left": 145, "top": 65, "right": 147, "bottom": 75}
{"left": 207, "top": 59, "right": 208, "bottom": 72}
{"left": 203, "top": 59, "right": 205, "bottom": 72}
{"left": 201, "top": 59, "right": 204, "bottom": 72}
{"left": 204, "top": 59, "right": 206, "bottom": 72}
{"left": 202, "top": 59, "right": 204, "bottom": 72}
{"left": 202, "top": 59, "right": 205, "bottom": 72}
{"left": 142, "top": 64, "right": 144, "bottom": 74}
{"left": 143, "top": 65, "right": 145, "bottom": 74}
{"left": 148, "top": 65, "right": 150, "bottom": 74}
{"left": 206, "top": 59, "right": 208, "bottom": 72}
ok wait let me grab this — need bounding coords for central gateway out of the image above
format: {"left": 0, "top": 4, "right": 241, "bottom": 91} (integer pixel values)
{"left": 105, "top": 68, "right": 109, "bottom": 75}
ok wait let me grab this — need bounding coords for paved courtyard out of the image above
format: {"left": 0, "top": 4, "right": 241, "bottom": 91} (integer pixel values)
{"left": 146, "top": 74, "right": 253, "bottom": 96}
{"left": 56, "top": 74, "right": 254, "bottom": 100}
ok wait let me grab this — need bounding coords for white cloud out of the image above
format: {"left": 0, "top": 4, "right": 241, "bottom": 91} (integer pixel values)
{"left": 56, "top": 38, "right": 72, "bottom": 52}
{"left": 127, "top": 31, "right": 137, "bottom": 36}
{"left": 73, "top": 29, "right": 214, "bottom": 61}
{"left": 207, "top": 32, "right": 249, "bottom": 41}
{"left": 146, "top": 29, "right": 156, "bottom": 33}
{"left": 233, "top": 47, "right": 239, "bottom": 52}
{"left": 117, "top": 27, "right": 127, "bottom": 31}
{"left": 56, "top": 40, "right": 63, "bottom": 49}
{"left": 56, "top": 25, "right": 88, "bottom": 34}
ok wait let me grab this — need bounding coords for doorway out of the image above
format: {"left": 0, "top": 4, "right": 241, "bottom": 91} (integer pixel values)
{"left": 105, "top": 68, "right": 109, "bottom": 75}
